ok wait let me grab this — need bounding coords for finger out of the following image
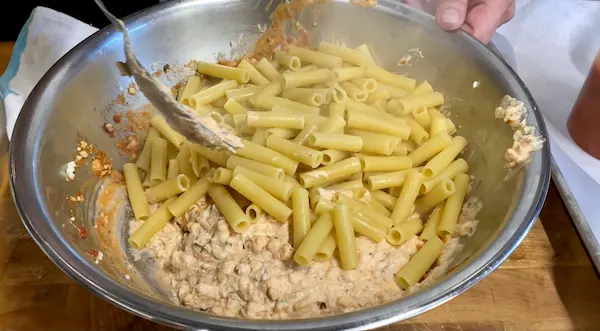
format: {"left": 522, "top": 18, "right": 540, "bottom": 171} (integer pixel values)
{"left": 435, "top": 0, "right": 469, "bottom": 31}
{"left": 502, "top": 1, "right": 516, "bottom": 24}
{"left": 464, "top": 0, "right": 514, "bottom": 43}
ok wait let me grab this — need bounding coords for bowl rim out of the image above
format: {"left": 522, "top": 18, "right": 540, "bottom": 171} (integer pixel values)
{"left": 9, "top": 0, "right": 551, "bottom": 329}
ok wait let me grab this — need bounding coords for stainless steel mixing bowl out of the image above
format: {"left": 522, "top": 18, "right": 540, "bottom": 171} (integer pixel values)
{"left": 9, "top": 0, "right": 550, "bottom": 329}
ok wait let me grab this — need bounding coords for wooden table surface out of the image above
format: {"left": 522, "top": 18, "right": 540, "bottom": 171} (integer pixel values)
{"left": 0, "top": 41, "right": 599, "bottom": 331}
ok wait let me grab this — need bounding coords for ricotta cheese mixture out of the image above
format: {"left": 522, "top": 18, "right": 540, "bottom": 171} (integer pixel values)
{"left": 494, "top": 95, "right": 545, "bottom": 169}
{"left": 130, "top": 197, "right": 431, "bottom": 319}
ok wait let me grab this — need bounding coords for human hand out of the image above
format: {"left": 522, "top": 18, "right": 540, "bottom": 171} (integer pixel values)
{"left": 402, "top": 0, "right": 516, "bottom": 44}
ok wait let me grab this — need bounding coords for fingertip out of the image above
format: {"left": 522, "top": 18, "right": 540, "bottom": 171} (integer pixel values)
{"left": 436, "top": 0, "right": 468, "bottom": 30}
{"left": 438, "top": 8, "right": 462, "bottom": 30}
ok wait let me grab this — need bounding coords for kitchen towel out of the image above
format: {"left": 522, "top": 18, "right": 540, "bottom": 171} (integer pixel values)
{"left": 0, "top": 6, "right": 97, "bottom": 139}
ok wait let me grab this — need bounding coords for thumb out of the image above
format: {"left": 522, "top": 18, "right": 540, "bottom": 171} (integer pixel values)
{"left": 436, "top": 0, "right": 469, "bottom": 31}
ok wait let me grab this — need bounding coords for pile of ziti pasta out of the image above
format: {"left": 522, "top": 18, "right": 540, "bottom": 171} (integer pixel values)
{"left": 123, "top": 42, "right": 470, "bottom": 290}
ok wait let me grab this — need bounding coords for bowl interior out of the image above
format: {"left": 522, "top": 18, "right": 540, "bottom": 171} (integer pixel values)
{"left": 11, "top": 0, "right": 549, "bottom": 329}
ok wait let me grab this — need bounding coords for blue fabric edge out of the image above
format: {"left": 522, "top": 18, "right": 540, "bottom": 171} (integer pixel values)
{"left": 0, "top": 9, "right": 35, "bottom": 99}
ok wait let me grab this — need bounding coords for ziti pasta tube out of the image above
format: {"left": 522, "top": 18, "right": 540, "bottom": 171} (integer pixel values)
{"left": 207, "top": 184, "right": 251, "bottom": 233}
{"left": 294, "top": 212, "right": 334, "bottom": 266}
{"left": 123, "top": 163, "right": 150, "bottom": 221}
{"left": 391, "top": 171, "right": 424, "bottom": 225}
{"left": 415, "top": 179, "right": 456, "bottom": 214}
{"left": 226, "top": 155, "right": 284, "bottom": 180}
{"left": 420, "top": 204, "right": 443, "bottom": 241}
{"left": 420, "top": 158, "right": 469, "bottom": 194}
{"left": 237, "top": 139, "right": 299, "bottom": 176}
{"left": 129, "top": 197, "right": 176, "bottom": 249}
{"left": 408, "top": 132, "right": 453, "bottom": 166}
{"left": 237, "top": 59, "right": 270, "bottom": 85}
{"left": 333, "top": 204, "right": 359, "bottom": 270}
{"left": 144, "top": 174, "right": 191, "bottom": 203}
{"left": 150, "top": 115, "right": 184, "bottom": 148}
{"left": 135, "top": 127, "right": 160, "bottom": 171}
{"left": 313, "top": 232, "right": 337, "bottom": 262}
{"left": 438, "top": 173, "right": 470, "bottom": 237}
{"left": 299, "top": 157, "right": 362, "bottom": 188}
{"left": 149, "top": 137, "right": 168, "bottom": 186}
{"left": 245, "top": 204, "right": 262, "bottom": 224}
{"left": 387, "top": 218, "right": 424, "bottom": 246}
{"left": 395, "top": 236, "right": 444, "bottom": 289}
{"left": 266, "top": 134, "right": 324, "bottom": 168}
{"left": 232, "top": 166, "right": 293, "bottom": 201}
{"left": 229, "top": 174, "right": 293, "bottom": 223}
{"left": 292, "top": 188, "right": 312, "bottom": 248}
{"left": 422, "top": 136, "right": 468, "bottom": 178}
{"left": 197, "top": 61, "right": 250, "bottom": 83}
{"left": 168, "top": 176, "right": 210, "bottom": 218}
{"left": 287, "top": 45, "right": 343, "bottom": 69}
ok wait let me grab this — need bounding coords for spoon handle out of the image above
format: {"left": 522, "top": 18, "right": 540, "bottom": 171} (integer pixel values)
{"left": 93, "top": 0, "right": 242, "bottom": 152}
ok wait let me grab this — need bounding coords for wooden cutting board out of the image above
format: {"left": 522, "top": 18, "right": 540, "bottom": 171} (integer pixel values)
{"left": 0, "top": 42, "right": 599, "bottom": 331}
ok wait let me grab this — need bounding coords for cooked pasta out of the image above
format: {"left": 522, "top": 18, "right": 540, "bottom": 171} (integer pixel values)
{"left": 283, "top": 68, "right": 332, "bottom": 88}
{"left": 387, "top": 217, "right": 424, "bottom": 246}
{"left": 232, "top": 166, "right": 293, "bottom": 201}
{"left": 437, "top": 173, "right": 470, "bottom": 237}
{"left": 420, "top": 158, "right": 468, "bottom": 194}
{"left": 319, "top": 41, "right": 367, "bottom": 67}
{"left": 189, "top": 80, "right": 238, "bottom": 108}
{"left": 396, "top": 236, "right": 444, "bottom": 289}
{"left": 332, "top": 67, "right": 365, "bottom": 82}
{"left": 365, "top": 65, "right": 416, "bottom": 91}
{"left": 255, "top": 58, "right": 281, "bottom": 81}
{"left": 197, "top": 61, "right": 250, "bottom": 83}
{"left": 230, "top": 174, "right": 293, "bottom": 223}
{"left": 414, "top": 179, "right": 456, "bottom": 214}
{"left": 246, "top": 111, "right": 305, "bottom": 129}
{"left": 391, "top": 171, "right": 424, "bottom": 225}
{"left": 226, "top": 155, "right": 285, "bottom": 180}
{"left": 121, "top": 40, "right": 486, "bottom": 299}
{"left": 292, "top": 188, "right": 311, "bottom": 248}
{"left": 168, "top": 177, "right": 210, "bottom": 218}
{"left": 149, "top": 137, "right": 168, "bottom": 185}
{"left": 419, "top": 204, "right": 443, "bottom": 241}
{"left": 129, "top": 197, "right": 176, "bottom": 249}
{"left": 308, "top": 132, "right": 363, "bottom": 152}
{"left": 346, "top": 110, "right": 410, "bottom": 139}
{"left": 422, "top": 136, "right": 468, "bottom": 178}
{"left": 207, "top": 184, "right": 250, "bottom": 233}
{"left": 287, "top": 46, "right": 343, "bottom": 69}
{"left": 237, "top": 59, "right": 270, "bottom": 85}
{"left": 294, "top": 212, "right": 334, "bottom": 266}
{"left": 313, "top": 232, "right": 337, "bottom": 262}
{"left": 299, "top": 157, "right": 362, "bottom": 188}
{"left": 150, "top": 116, "right": 184, "bottom": 148}
{"left": 333, "top": 204, "right": 359, "bottom": 270}
{"left": 237, "top": 139, "right": 299, "bottom": 176}
{"left": 266, "top": 135, "right": 324, "bottom": 168}
{"left": 408, "top": 132, "right": 453, "bottom": 166}
{"left": 177, "top": 76, "right": 202, "bottom": 105}
{"left": 245, "top": 204, "right": 262, "bottom": 224}
{"left": 123, "top": 163, "right": 150, "bottom": 221}
{"left": 145, "top": 174, "right": 191, "bottom": 203}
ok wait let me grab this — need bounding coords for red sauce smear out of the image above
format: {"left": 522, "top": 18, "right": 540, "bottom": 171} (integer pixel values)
{"left": 79, "top": 226, "right": 88, "bottom": 239}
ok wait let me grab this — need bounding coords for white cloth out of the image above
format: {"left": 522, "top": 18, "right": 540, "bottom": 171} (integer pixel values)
{"left": 0, "top": 7, "right": 97, "bottom": 139}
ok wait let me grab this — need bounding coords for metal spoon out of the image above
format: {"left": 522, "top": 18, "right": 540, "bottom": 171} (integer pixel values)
{"left": 94, "top": 0, "right": 242, "bottom": 153}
